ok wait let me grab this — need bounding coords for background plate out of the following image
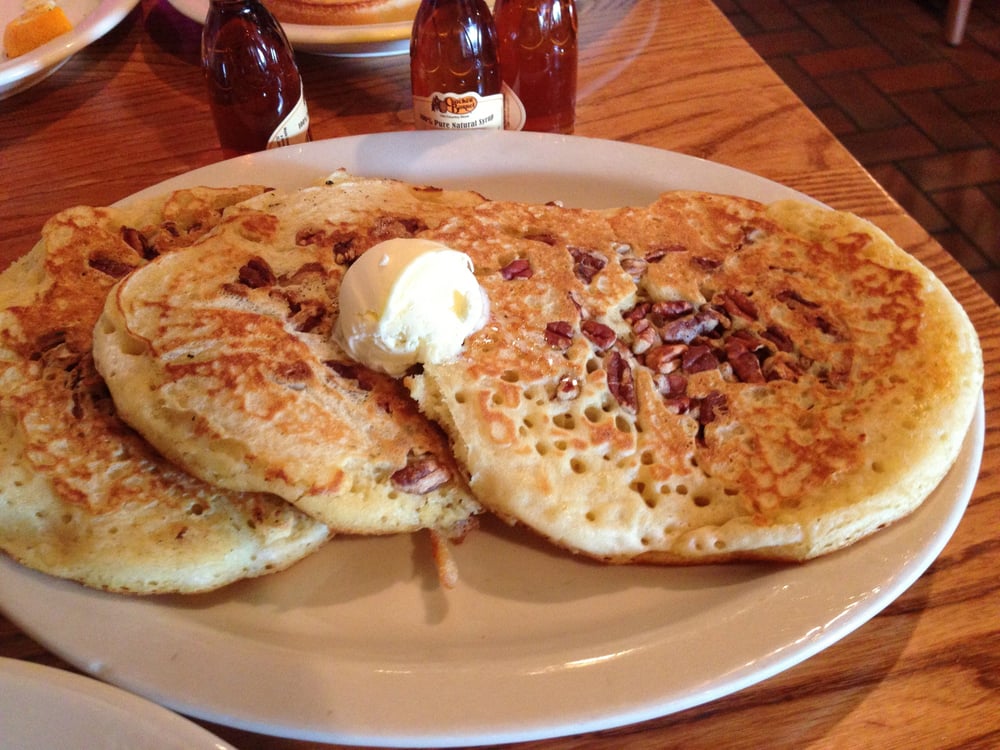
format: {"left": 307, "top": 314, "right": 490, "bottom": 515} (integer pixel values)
{"left": 166, "top": 0, "right": 410, "bottom": 57}
{"left": 0, "top": 0, "right": 138, "bottom": 99}
{"left": 0, "top": 132, "right": 983, "bottom": 747}
{"left": 0, "top": 657, "right": 233, "bottom": 749}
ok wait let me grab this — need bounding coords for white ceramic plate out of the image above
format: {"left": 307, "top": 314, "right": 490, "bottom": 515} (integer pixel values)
{"left": 166, "top": 0, "right": 411, "bottom": 57}
{"left": 0, "top": 657, "right": 233, "bottom": 749}
{"left": 0, "top": 0, "right": 138, "bottom": 100}
{"left": 0, "top": 132, "right": 984, "bottom": 747}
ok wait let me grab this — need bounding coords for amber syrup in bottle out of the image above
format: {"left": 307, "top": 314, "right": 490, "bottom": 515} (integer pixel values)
{"left": 410, "top": 0, "right": 505, "bottom": 131}
{"left": 494, "top": 0, "right": 578, "bottom": 133}
{"left": 202, "top": 0, "right": 311, "bottom": 157}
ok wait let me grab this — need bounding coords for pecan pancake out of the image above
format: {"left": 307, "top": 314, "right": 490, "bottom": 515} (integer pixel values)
{"left": 92, "top": 173, "right": 484, "bottom": 537}
{"left": 408, "top": 191, "right": 982, "bottom": 562}
{"left": 0, "top": 187, "right": 331, "bottom": 594}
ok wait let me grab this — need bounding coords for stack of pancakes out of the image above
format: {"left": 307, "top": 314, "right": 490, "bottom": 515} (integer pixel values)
{"left": 0, "top": 176, "right": 484, "bottom": 593}
{"left": 0, "top": 172, "right": 982, "bottom": 594}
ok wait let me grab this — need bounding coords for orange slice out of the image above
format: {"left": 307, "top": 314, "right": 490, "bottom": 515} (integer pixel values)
{"left": 3, "top": 4, "right": 73, "bottom": 59}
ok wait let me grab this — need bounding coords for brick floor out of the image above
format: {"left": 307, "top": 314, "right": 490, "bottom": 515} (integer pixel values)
{"left": 713, "top": 0, "right": 1000, "bottom": 303}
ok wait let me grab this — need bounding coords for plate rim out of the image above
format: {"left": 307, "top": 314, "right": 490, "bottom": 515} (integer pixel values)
{"left": 0, "top": 132, "right": 984, "bottom": 747}
{"left": 0, "top": 0, "right": 139, "bottom": 98}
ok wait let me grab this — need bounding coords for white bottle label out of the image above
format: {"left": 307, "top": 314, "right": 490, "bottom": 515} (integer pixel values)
{"left": 413, "top": 91, "right": 505, "bottom": 131}
{"left": 267, "top": 83, "right": 311, "bottom": 149}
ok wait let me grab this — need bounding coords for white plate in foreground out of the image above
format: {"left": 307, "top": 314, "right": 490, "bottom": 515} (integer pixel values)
{"left": 0, "top": 0, "right": 138, "bottom": 99}
{"left": 0, "top": 657, "right": 233, "bottom": 749}
{"left": 0, "top": 132, "right": 984, "bottom": 747}
{"left": 166, "top": 0, "right": 410, "bottom": 57}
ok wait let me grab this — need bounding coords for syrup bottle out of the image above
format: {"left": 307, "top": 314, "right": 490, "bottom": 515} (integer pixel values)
{"left": 410, "top": 0, "right": 505, "bottom": 131}
{"left": 202, "top": 0, "right": 311, "bottom": 157}
{"left": 494, "top": 0, "right": 578, "bottom": 133}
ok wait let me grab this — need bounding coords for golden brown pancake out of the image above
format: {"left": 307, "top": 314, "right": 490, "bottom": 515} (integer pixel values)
{"left": 408, "top": 190, "right": 983, "bottom": 563}
{"left": 0, "top": 186, "right": 331, "bottom": 594}
{"left": 93, "top": 173, "right": 485, "bottom": 538}
{"left": 263, "top": 0, "right": 418, "bottom": 25}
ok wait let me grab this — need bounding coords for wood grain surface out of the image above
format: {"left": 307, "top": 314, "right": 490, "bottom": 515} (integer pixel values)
{"left": 1, "top": 0, "right": 997, "bottom": 747}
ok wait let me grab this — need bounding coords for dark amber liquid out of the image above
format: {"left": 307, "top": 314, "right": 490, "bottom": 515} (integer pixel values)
{"left": 410, "top": 0, "right": 502, "bottom": 100}
{"left": 202, "top": 0, "right": 305, "bottom": 156}
{"left": 494, "top": 0, "right": 578, "bottom": 133}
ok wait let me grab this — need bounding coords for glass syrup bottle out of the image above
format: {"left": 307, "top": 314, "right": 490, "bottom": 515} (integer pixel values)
{"left": 410, "top": 0, "right": 505, "bottom": 131}
{"left": 202, "top": 0, "right": 311, "bottom": 157}
{"left": 494, "top": 0, "right": 578, "bottom": 133}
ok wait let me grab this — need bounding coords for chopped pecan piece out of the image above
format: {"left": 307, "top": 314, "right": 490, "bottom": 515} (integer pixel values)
{"left": 525, "top": 232, "right": 558, "bottom": 246}
{"left": 568, "top": 246, "right": 607, "bottom": 283}
{"left": 664, "top": 396, "right": 694, "bottom": 414}
{"left": 681, "top": 344, "right": 719, "bottom": 374}
{"left": 762, "top": 324, "right": 794, "bottom": 352}
{"left": 544, "top": 321, "right": 574, "bottom": 349}
{"left": 697, "top": 390, "right": 728, "bottom": 425}
{"left": 727, "top": 328, "right": 770, "bottom": 354}
{"left": 692, "top": 256, "right": 721, "bottom": 270}
{"left": 811, "top": 314, "right": 843, "bottom": 339}
{"left": 331, "top": 235, "right": 361, "bottom": 265}
{"left": 650, "top": 299, "right": 695, "bottom": 322}
{"left": 89, "top": 256, "right": 136, "bottom": 279}
{"left": 660, "top": 309, "right": 725, "bottom": 344}
{"left": 764, "top": 356, "right": 803, "bottom": 383}
{"left": 716, "top": 289, "right": 758, "bottom": 320}
{"left": 581, "top": 319, "right": 617, "bottom": 351}
{"left": 295, "top": 228, "right": 326, "bottom": 246}
{"left": 734, "top": 225, "right": 765, "bottom": 250}
{"left": 622, "top": 302, "right": 650, "bottom": 325}
{"left": 500, "top": 258, "right": 533, "bottom": 280}
{"left": 645, "top": 243, "right": 686, "bottom": 261}
{"left": 324, "top": 360, "right": 376, "bottom": 391}
{"left": 776, "top": 289, "right": 819, "bottom": 308}
{"left": 289, "top": 299, "right": 327, "bottom": 333}
{"left": 369, "top": 215, "right": 427, "bottom": 243}
{"left": 605, "top": 350, "right": 637, "bottom": 411}
{"left": 631, "top": 318, "right": 661, "bottom": 354}
{"left": 120, "top": 226, "right": 158, "bottom": 260}
{"left": 296, "top": 228, "right": 361, "bottom": 265}
{"left": 723, "top": 332, "right": 771, "bottom": 381}
{"left": 275, "top": 359, "right": 312, "bottom": 389}
{"left": 161, "top": 221, "right": 182, "bottom": 238}
{"left": 567, "top": 291, "right": 586, "bottom": 317}
{"left": 391, "top": 454, "right": 451, "bottom": 494}
{"left": 270, "top": 287, "right": 298, "bottom": 313}
{"left": 555, "top": 375, "right": 581, "bottom": 400}
{"left": 325, "top": 360, "right": 357, "bottom": 379}
{"left": 654, "top": 371, "right": 688, "bottom": 397}
{"left": 645, "top": 343, "right": 687, "bottom": 374}
{"left": 238, "top": 256, "right": 277, "bottom": 288}
{"left": 620, "top": 257, "right": 648, "bottom": 282}
{"left": 280, "top": 262, "right": 326, "bottom": 285}
{"left": 727, "top": 348, "right": 766, "bottom": 383}
{"left": 221, "top": 282, "right": 249, "bottom": 298}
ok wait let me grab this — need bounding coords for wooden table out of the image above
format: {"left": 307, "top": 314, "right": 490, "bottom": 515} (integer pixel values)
{"left": 2, "top": 0, "right": 998, "bottom": 747}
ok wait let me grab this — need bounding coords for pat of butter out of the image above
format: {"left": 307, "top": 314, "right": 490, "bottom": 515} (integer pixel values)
{"left": 335, "top": 238, "right": 489, "bottom": 376}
